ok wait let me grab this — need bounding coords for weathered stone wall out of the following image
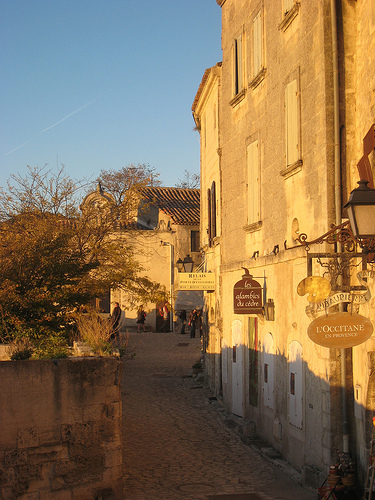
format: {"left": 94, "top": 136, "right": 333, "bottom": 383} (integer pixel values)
{"left": 0, "top": 357, "right": 123, "bottom": 499}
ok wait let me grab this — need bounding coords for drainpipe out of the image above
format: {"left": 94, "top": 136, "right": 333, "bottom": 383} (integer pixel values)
{"left": 331, "top": 0, "right": 349, "bottom": 454}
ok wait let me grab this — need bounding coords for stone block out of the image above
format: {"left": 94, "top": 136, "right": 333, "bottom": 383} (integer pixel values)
{"left": 18, "top": 427, "right": 39, "bottom": 449}
{"left": 4, "top": 450, "right": 27, "bottom": 467}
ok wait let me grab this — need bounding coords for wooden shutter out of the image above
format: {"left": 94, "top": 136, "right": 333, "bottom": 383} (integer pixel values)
{"left": 253, "top": 12, "right": 262, "bottom": 77}
{"left": 207, "top": 188, "right": 212, "bottom": 246}
{"left": 211, "top": 181, "right": 217, "bottom": 240}
{"left": 285, "top": 79, "right": 299, "bottom": 166}
{"left": 234, "top": 35, "right": 243, "bottom": 95}
{"left": 247, "top": 140, "right": 260, "bottom": 224}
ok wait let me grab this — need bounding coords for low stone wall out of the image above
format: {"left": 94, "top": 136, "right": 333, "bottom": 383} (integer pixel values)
{"left": 0, "top": 357, "right": 123, "bottom": 499}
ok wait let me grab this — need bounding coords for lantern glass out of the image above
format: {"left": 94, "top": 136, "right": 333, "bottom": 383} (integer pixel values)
{"left": 264, "top": 299, "right": 275, "bottom": 321}
{"left": 347, "top": 204, "right": 375, "bottom": 239}
{"left": 344, "top": 180, "right": 375, "bottom": 240}
{"left": 183, "top": 255, "right": 194, "bottom": 273}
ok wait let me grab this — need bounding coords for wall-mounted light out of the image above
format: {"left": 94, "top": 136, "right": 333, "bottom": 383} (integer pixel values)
{"left": 264, "top": 299, "right": 275, "bottom": 321}
{"left": 343, "top": 179, "right": 375, "bottom": 245}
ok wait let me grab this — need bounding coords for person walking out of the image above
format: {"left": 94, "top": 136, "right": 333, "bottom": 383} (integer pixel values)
{"left": 136, "top": 307, "right": 146, "bottom": 332}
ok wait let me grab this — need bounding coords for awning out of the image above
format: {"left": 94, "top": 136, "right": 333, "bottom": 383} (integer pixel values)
{"left": 174, "top": 291, "right": 204, "bottom": 311}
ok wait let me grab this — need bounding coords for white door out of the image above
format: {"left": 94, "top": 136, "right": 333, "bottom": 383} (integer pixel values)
{"left": 289, "top": 341, "right": 303, "bottom": 429}
{"left": 232, "top": 320, "right": 244, "bottom": 417}
{"left": 263, "top": 333, "right": 274, "bottom": 410}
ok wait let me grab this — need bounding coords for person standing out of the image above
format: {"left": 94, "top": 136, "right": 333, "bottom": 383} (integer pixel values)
{"left": 189, "top": 310, "right": 197, "bottom": 338}
{"left": 110, "top": 302, "right": 122, "bottom": 341}
{"left": 136, "top": 307, "right": 146, "bottom": 332}
{"left": 162, "top": 302, "right": 169, "bottom": 332}
{"left": 178, "top": 310, "right": 187, "bottom": 334}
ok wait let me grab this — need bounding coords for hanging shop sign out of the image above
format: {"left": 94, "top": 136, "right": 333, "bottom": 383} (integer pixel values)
{"left": 233, "top": 268, "right": 263, "bottom": 314}
{"left": 178, "top": 273, "right": 215, "bottom": 291}
{"left": 307, "top": 312, "right": 373, "bottom": 349}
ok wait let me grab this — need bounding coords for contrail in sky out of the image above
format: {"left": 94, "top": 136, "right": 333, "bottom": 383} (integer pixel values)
{"left": 5, "top": 95, "right": 101, "bottom": 156}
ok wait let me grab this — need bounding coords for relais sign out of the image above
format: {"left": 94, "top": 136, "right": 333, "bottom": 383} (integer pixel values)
{"left": 307, "top": 312, "right": 373, "bottom": 349}
{"left": 178, "top": 273, "right": 215, "bottom": 291}
{"left": 233, "top": 268, "right": 263, "bottom": 314}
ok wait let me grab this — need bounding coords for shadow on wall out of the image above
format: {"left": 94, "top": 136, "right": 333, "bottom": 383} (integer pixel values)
{"left": 204, "top": 331, "right": 372, "bottom": 491}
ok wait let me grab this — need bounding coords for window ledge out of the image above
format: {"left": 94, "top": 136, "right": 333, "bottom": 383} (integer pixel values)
{"left": 249, "top": 68, "right": 267, "bottom": 90}
{"left": 279, "top": 2, "right": 300, "bottom": 32}
{"left": 280, "top": 159, "right": 303, "bottom": 179}
{"left": 243, "top": 221, "right": 262, "bottom": 233}
{"left": 230, "top": 88, "right": 246, "bottom": 107}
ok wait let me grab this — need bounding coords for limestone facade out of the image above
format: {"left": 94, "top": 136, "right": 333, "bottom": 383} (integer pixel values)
{"left": 193, "top": 0, "right": 375, "bottom": 487}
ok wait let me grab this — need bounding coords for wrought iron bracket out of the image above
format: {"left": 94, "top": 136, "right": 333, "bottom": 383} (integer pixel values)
{"left": 297, "top": 221, "right": 356, "bottom": 252}
{"left": 306, "top": 252, "right": 367, "bottom": 291}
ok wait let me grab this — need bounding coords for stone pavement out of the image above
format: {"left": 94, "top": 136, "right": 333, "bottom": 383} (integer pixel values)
{"left": 121, "top": 331, "right": 317, "bottom": 500}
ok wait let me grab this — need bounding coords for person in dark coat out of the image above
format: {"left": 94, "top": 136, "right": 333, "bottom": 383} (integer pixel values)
{"left": 110, "top": 302, "right": 121, "bottom": 340}
{"left": 189, "top": 309, "right": 197, "bottom": 338}
{"left": 136, "top": 307, "right": 146, "bottom": 332}
{"left": 178, "top": 310, "right": 187, "bottom": 334}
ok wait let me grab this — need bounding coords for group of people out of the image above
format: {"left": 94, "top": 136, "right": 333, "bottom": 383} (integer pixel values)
{"left": 178, "top": 308, "right": 202, "bottom": 338}
{"left": 110, "top": 302, "right": 202, "bottom": 338}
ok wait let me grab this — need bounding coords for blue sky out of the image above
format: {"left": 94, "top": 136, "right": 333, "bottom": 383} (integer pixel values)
{"left": 0, "top": 1, "right": 222, "bottom": 188}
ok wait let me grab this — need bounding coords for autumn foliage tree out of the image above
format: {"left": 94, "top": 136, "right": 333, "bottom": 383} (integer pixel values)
{"left": 0, "top": 164, "right": 166, "bottom": 351}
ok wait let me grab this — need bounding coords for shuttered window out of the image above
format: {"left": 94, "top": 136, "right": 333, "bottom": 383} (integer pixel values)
{"left": 234, "top": 34, "right": 243, "bottom": 95}
{"left": 285, "top": 79, "right": 299, "bottom": 166}
{"left": 247, "top": 140, "right": 260, "bottom": 224}
{"left": 253, "top": 11, "right": 262, "bottom": 77}
{"left": 208, "top": 182, "right": 217, "bottom": 247}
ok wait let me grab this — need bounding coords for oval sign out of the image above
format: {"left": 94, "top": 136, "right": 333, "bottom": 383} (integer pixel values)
{"left": 307, "top": 312, "right": 373, "bottom": 348}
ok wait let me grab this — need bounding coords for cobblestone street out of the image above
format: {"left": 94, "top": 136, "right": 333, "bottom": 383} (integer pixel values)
{"left": 121, "top": 331, "right": 316, "bottom": 500}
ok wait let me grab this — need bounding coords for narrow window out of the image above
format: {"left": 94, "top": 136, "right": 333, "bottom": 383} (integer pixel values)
{"left": 207, "top": 188, "right": 212, "bottom": 246}
{"left": 211, "top": 181, "right": 217, "bottom": 240}
{"left": 285, "top": 79, "right": 299, "bottom": 166}
{"left": 290, "top": 372, "right": 295, "bottom": 395}
{"left": 253, "top": 11, "right": 262, "bottom": 77}
{"left": 234, "top": 34, "right": 243, "bottom": 95}
{"left": 190, "top": 230, "right": 200, "bottom": 253}
{"left": 247, "top": 140, "right": 260, "bottom": 224}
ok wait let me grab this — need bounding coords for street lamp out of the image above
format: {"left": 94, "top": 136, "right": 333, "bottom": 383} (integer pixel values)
{"left": 263, "top": 299, "right": 275, "bottom": 321}
{"left": 176, "top": 255, "right": 194, "bottom": 273}
{"left": 343, "top": 179, "right": 375, "bottom": 244}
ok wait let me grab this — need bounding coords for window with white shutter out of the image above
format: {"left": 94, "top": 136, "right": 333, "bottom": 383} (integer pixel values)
{"left": 247, "top": 140, "right": 260, "bottom": 225}
{"left": 285, "top": 79, "right": 299, "bottom": 167}
{"left": 253, "top": 11, "right": 262, "bottom": 78}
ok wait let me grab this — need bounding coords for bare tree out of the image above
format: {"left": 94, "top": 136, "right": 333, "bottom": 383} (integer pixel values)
{"left": 175, "top": 170, "right": 200, "bottom": 189}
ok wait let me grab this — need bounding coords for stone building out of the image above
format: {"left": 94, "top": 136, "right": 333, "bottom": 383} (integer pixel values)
{"left": 193, "top": 0, "right": 375, "bottom": 489}
{"left": 81, "top": 185, "right": 201, "bottom": 331}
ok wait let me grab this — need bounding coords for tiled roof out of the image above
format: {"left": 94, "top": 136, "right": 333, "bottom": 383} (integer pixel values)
{"left": 141, "top": 186, "right": 200, "bottom": 226}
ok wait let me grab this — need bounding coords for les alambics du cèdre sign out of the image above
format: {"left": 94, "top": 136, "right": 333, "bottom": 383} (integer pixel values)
{"left": 233, "top": 270, "right": 263, "bottom": 314}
